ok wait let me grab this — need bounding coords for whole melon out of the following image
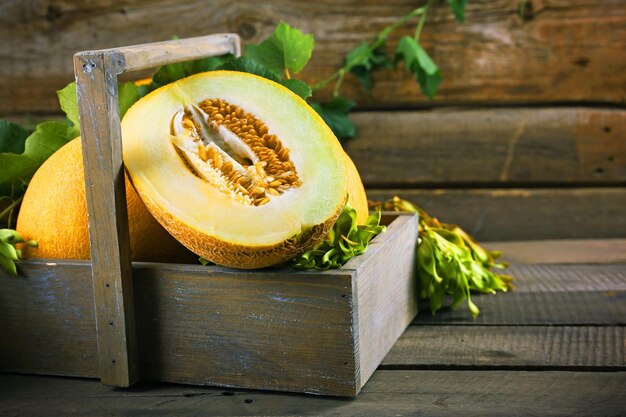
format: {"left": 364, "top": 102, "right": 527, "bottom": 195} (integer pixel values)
{"left": 16, "top": 137, "right": 196, "bottom": 263}
{"left": 122, "top": 71, "right": 356, "bottom": 269}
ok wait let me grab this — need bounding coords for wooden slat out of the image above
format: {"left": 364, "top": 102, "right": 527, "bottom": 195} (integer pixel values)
{"left": 72, "top": 34, "right": 242, "bottom": 388}
{"left": 367, "top": 188, "right": 626, "bottom": 241}
{"left": 383, "top": 325, "right": 625, "bottom": 369}
{"left": 484, "top": 239, "right": 626, "bottom": 264}
{"left": 415, "top": 262, "right": 626, "bottom": 325}
{"left": 132, "top": 265, "right": 357, "bottom": 396}
{"left": 0, "top": 261, "right": 99, "bottom": 378}
{"left": 1, "top": 371, "right": 625, "bottom": 416}
{"left": 347, "top": 108, "right": 626, "bottom": 186}
{"left": 1, "top": 1, "right": 625, "bottom": 113}
{"left": 74, "top": 52, "right": 138, "bottom": 387}
{"left": 415, "top": 291, "right": 626, "bottom": 325}
{"left": 505, "top": 263, "right": 626, "bottom": 293}
{"left": 348, "top": 212, "right": 418, "bottom": 388}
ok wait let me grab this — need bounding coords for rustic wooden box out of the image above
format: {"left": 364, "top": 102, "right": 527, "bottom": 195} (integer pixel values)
{"left": 0, "top": 35, "right": 419, "bottom": 397}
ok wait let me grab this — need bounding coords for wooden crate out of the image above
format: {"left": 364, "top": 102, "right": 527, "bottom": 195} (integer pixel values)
{"left": 0, "top": 213, "right": 417, "bottom": 396}
{"left": 0, "top": 34, "right": 419, "bottom": 397}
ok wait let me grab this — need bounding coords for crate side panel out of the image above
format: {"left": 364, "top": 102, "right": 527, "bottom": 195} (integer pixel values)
{"left": 353, "top": 214, "right": 419, "bottom": 390}
{"left": 0, "top": 261, "right": 99, "bottom": 377}
{"left": 133, "top": 266, "right": 357, "bottom": 396}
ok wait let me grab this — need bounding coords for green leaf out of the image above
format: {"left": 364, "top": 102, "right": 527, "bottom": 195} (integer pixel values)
{"left": 448, "top": 0, "right": 468, "bottom": 22}
{"left": 118, "top": 82, "right": 140, "bottom": 119}
{"left": 345, "top": 43, "right": 393, "bottom": 93}
{"left": 310, "top": 96, "right": 357, "bottom": 141}
{"left": 149, "top": 55, "right": 231, "bottom": 92}
{"left": 57, "top": 80, "right": 142, "bottom": 129}
{"left": 292, "top": 204, "right": 385, "bottom": 270}
{"left": 0, "top": 119, "right": 30, "bottom": 154}
{"left": 280, "top": 79, "right": 313, "bottom": 100}
{"left": 384, "top": 196, "right": 512, "bottom": 317}
{"left": 0, "top": 228, "right": 34, "bottom": 275}
{"left": 219, "top": 56, "right": 282, "bottom": 82}
{"left": 0, "top": 122, "right": 77, "bottom": 185}
{"left": 217, "top": 56, "right": 311, "bottom": 99}
{"left": 57, "top": 82, "right": 80, "bottom": 129}
{"left": 244, "top": 21, "right": 314, "bottom": 75}
{"left": 0, "top": 255, "right": 17, "bottom": 276}
{"left": 395, "top": 36, "right": 442, "bottom": 100}
{"left": 0, "top": 241, "right": 18, "bottom": 260}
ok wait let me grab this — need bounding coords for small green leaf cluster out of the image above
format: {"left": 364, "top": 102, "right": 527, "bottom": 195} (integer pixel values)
{"left": 0, "top": 229, "right": 36, "bottom": 275}
{"left": 292, "top": 203, "right": 386, "bottom": 270}
{"left": 380, "top": 197, "right": 512, "bottom": 317}
{"left": 0, "top": 119, "right": 77, "bottom": 228}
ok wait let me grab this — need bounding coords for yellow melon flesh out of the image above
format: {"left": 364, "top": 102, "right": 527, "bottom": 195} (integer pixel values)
{"left": 16, "top": 138, "right": 196, "bottom": 263}
{"left": 122, "top": 71, "right": 349, "bottom": 269}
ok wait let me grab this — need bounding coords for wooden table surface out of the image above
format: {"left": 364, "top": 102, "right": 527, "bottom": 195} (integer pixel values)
{"left": 1, "top": 240, "right": 625, "bottom": 416}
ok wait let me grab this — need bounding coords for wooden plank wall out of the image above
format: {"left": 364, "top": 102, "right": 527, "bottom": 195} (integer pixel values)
{"left": 1, "top": 0, "right": 625, "bottom": 240}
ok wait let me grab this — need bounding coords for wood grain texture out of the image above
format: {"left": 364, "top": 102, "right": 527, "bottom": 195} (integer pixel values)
{"left": 347, "top": 213, "right": 418, "bottom": 389}
{"left": 1, "top": 0, "right": 625, "bottom": 114}
{"left": 132, "top": 264, "right": 357, "bottom": 396}
{"left": 0, "top": 260, "right": 98, "bottom": 377}
{"left": 505, "top": 263, "right": 626, "bottom": 293}
{"left": 1, "top": 371, "right": 625, "bottom": 417}
{"left": 415, "top": 290, "right": 626, "bottom": 325}
{"left": 415, "top": 262, "right": 626, "bottom": 325}
{"left": 383, "top": 325, "right": 625, "bottom": 369}
{"left": 484, "top": 239, "right": 626, "bottom": 264}
{"left": 74, "top": 52, "right": 138, "bottom": 387}
{"left": 112, "top": 33, "right": 241, "bottom": 71}
{"left": 367, "top": 187, "right": 626, "bottom": 240}
{"left": 347, "top": 108, "right": 626, "bottom": 186}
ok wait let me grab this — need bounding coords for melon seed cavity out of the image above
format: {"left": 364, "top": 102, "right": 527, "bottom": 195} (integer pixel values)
{"left": 171, "top": 99, "right": 301, "bottom": 206}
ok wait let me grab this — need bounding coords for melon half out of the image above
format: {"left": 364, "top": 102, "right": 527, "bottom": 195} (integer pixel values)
{"left": 122, "top": 71, "right": 351, "bottom": 269}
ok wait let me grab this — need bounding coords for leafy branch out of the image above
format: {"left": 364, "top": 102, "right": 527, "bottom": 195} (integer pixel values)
{"left": 373, "top": 197, "right": 512, "bottom": 317}
{"left": 310, "top": 0, "right": 467, "bottom": 139}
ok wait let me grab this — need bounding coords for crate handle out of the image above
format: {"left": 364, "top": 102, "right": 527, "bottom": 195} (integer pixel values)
{"left": 72, "top": 34, "right": 241, "bottom": 387}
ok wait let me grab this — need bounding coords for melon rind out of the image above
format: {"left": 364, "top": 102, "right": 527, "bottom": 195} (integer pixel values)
{"left": 122, "top": 71, "right": 348, "bottom": 269}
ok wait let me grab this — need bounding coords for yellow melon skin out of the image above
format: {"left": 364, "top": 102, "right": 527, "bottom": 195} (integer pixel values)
{"left": 344, "top": 153, "right": 369, "bottom": 225}
{"left": 16, "top": 138, "right": 196, "bottom": 263}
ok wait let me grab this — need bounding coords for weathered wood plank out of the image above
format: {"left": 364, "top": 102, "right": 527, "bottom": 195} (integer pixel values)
{"left": 0, "top": 261, "right": 99, "bottom": 378}
{"left": 414, "top": 262, "right": 626, "bottom": 324}
{"left": 348, "top": 213, "right": 418, "bottom": 389}
{"left": 1, "top": 371, "right": 625, "bottom": 416}
{"left": 383, "top": 325, "right": 625, "bottom": 369}
{"left": 347, "top": 108, "right": 626, "bottom": 186}
{"left": 2, "top": 1, "right": 625, "bottom": 113}
{"left": 75, "top": 51, "right": 138, "bottom": 387}
{"left": 484, "top": 239, "right": 626, "bottom": 264}
{"left": 414, "top": 291, "right": 626, "bottom": 325}
{"left": 367, "top": 188, "right": 626, "bottom": 240}
{"left": 505, "top": 263, "right": 626, "bottom": 293}
{"left": 132, "top": 265, "right": 358, "bottom": 396}
{"left": 73, "top": 33, "right": 242, "bottom": 388}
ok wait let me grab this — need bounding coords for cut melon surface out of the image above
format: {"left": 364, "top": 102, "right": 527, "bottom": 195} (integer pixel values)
{"left": 122, "top": 71, "right": 349, "bottom": 268}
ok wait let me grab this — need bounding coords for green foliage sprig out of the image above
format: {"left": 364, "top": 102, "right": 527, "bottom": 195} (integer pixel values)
{"left": 292, "top": 203, "right": 386, "bottom": 270}
{"left": 0, "top": 229, "right": 36, "bottom": 275}
{"left": 377, "top": 197, "right": 513, "bottom": 317}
